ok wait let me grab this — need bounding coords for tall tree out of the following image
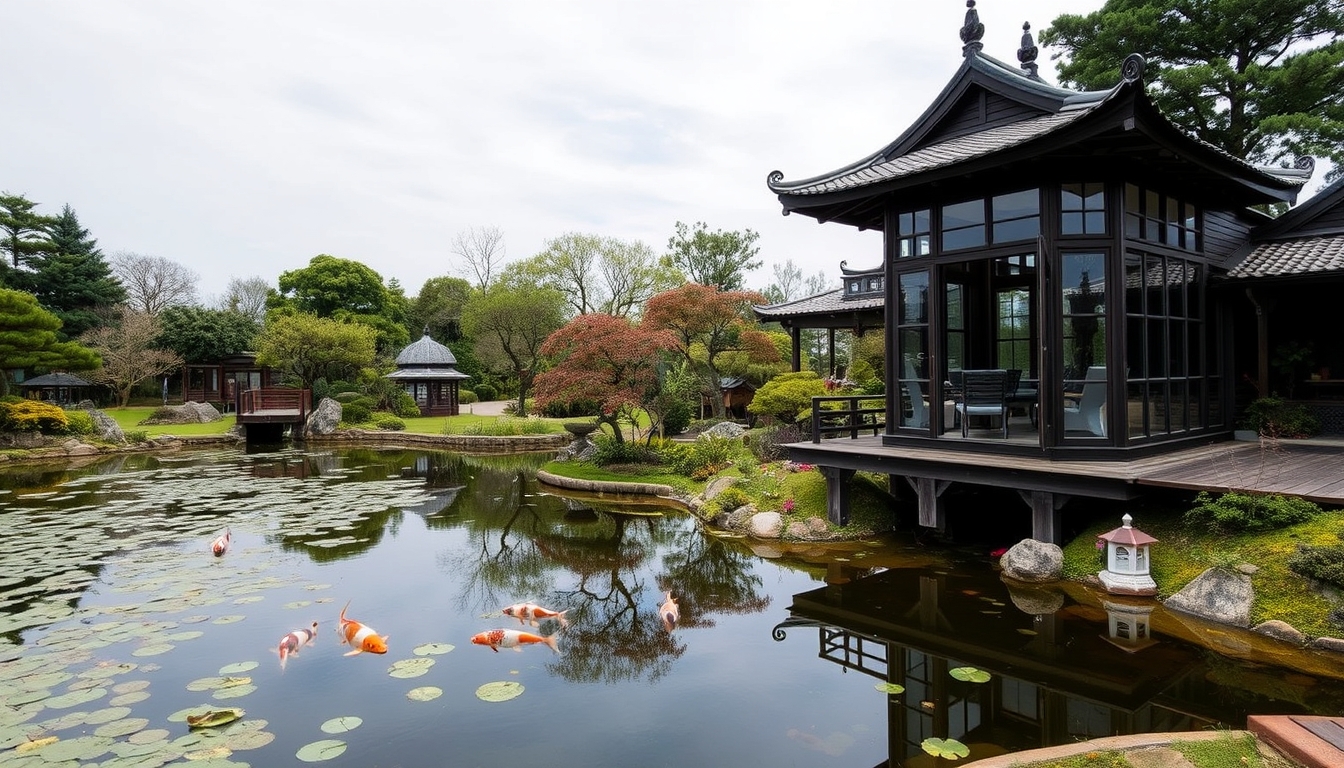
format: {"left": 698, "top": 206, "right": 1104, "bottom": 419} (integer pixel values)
{"left": 452, "top": 225, "right": 506, "bottom": 291}
{"left": 217, "top": 276, "right": 272, "bottom": 325}
{"left": 0, "top": 193, "right": 58, "bottom": 286}
{"left": 534, "top": 314, "right": 676, "bottom": 443}
{"left": 760, "top": 259, "right": 805, "bottom": 305}
{"left": 507, "top": 233, "right": 676, "bottom": 318}
{"left": 112, "top": 252, "right": 199, "bottom": 315}
{"left": 80, "top": 308, "right": 183, "bottom": 407}
{"left": 1041, "top": 0, "right": 1344, "bottom": 169}
{"left": 0, "top": 289, "right": 100, "bottom": 395}
{"left": 272, "top": 254, "right": 408, "bottom": 353}
{"left": 254, "top": 313, "right": 378, "bottom": 391}
{"left": 409, "top": 276, "right": 473, "bottom": 341}
{"left": 461, "top": 282, "right": 567, "bottom": 415}
{"left": 664, "top": 221, "right": 762, "bottom": 292}
{"left": 156, "top": 306, "right": 258, "bottom": 364}
{"left": 27, "top": 205, "right": 126, "bottom": 339}
{"left": 643, "top": 284, "right": 779, "bottom": 419}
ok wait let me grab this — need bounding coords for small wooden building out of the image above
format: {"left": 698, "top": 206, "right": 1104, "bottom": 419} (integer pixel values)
{"left": 20, "top": 372, "right": 94, "bottom": 405}
{"left": 701, "top": 376, "right": 758, "bottom": 421}
{"left": 184, "top": 353, "right": 281, "bottom": 410}
{"left": 385, "top": 332, "right": 470, "bottom": 417}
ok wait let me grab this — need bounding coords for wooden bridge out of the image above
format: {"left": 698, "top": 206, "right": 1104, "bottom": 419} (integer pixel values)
{"left": 236, "top": 388, "right": 311, "bottom": 441}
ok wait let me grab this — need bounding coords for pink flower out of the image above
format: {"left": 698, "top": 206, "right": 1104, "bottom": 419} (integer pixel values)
{"left": 783, "top": 499, "right": 795, "bottom": 513}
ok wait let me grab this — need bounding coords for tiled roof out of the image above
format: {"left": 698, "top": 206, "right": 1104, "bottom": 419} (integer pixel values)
{"left": 1228, "top": 235, "right": 1344, "bottom": 279}
{"left": 754, "top": 288, "right": 884, "bottom": 319}
{"left": 385, "top": 367, "right": 470, "bottom": 381}
{"left": 20, "top": 372, "right": 93, "bottom": 387}
{"left": 774, "top": 110, "right": 1092, "bottom": 197}
{"left": 395, "top": 333, "right": 458, "bottom": 367}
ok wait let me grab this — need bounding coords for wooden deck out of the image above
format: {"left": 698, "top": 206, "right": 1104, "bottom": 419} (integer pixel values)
{"left": 787, "top": 435, "right": 1344, "bottom": 541}
{"left": 236, "top": 388, "right": 311, "bottom": 440}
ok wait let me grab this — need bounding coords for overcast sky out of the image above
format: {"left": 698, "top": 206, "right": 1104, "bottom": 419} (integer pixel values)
{"left": 5, "top": 0, "right": 1250, "bottom": 304}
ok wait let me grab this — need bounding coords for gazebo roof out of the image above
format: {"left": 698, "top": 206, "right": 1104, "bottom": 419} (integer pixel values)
{"left": 21, "top": 372, "right": 93, "bottom": 387}
{"left": 395, "top": 333, "right": 460, "bottom": 367}
{"left": 385, "top": 367, "right": 470, "bottom": 381}
{"left": 1229, "top": 176, "right": 1344, "bottom": 280}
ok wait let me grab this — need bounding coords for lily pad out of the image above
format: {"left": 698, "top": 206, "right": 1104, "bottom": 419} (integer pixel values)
{"left": 224, "top": 729, "right": 275, "bottom": 750}
{"left": 948, "top": 666, "right": 992, "bottom": 683}
{"left": 131, "top": 643, "right": 175, "bottom": 657}
{"left": 282, "top": 600, "right": 312, "bottom": 609}
{"left": 875, "top": 682, "right": 906, "bottom": 694}
{"left": 186, "top": 707, "right": 244, "bottom": 729}
{"left": 45, "top": 686, "right": 107, "bottom": 708}
{"left": 184, "top": 745, "right": 234, "bottom": 761}
{"left": 407, "top": 686, "right": 442, "bottom": 701}
{"left": 218, "top": 662, "right": 258, "bottom": 675}
{"left": 111, "top": 680, "right": 151, "bottom": 695}
{"left": 84, "top": 706, "right": 133, "bottom": 724}
{"left": 212, "top": 615, "right": 246, "bottom": 625}
{"left": 412, "top": 643, "right": 454, "bottom": 656}
{"left": 319, "top": 716, "right": 362, "bottom": 734}
{"left": 387, "top": 658, "right": 435, "bottom": 679}
{"left": 212, "top": 684, "right": 257, "bottom": 700}
{"left": 110, "top": 690, "right": 151, "bottom": 707}
{"left": 921, "top": 737, "right": 970, "bottom": 759}
{"left": 475, "top": 681, "right": 524, "bottom": 702}
{"left": 296, "top": 738, "right": 347, "bottom": 762}
{"left": 128, "top": 728, "right": 171, "bottom": 745}
{"left": 94, "top": 717, "right": 149, "bottom": 738}
{"left": 187, "top": 676, "right": 230, "bottom": 692}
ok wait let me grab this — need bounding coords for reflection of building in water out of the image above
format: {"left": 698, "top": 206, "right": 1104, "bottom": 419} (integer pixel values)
{"left": 774, "top": 567, "right": 1267, "bottom": 765}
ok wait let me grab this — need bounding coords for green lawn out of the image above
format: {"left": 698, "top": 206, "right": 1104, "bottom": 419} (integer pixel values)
{"left": 104, "top": 407, "right": 238, "bottom": 437}
{"left": 100, "top": 407, "right": 570, "bottom": 439}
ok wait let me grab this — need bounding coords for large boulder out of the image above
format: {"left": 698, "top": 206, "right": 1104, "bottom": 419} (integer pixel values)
{"left": 305, "top": 398, "right": 343, "bottom": 436}
{"left": 183, "top": 401, "right": 222, "bottom": 422}
{"left": 1005, "top": 582, "right": 1065, "bottom": 615}
{"left": 86, "top": 408, "right": 125, "bottom": 444}
{"left": 747, "top": 511, "right": 783, "bottom": 539}
{"left": 139, "top": 402, "right": 221, "bottom": 424}
{"left": 1163, "top": 567, "right": 1253, "bottom": 627}
{"left": 702, "top": 422, "right": 746, "bottom": 440}
{"left": 999, "top": 539, "right": 1064, "bottom": 583}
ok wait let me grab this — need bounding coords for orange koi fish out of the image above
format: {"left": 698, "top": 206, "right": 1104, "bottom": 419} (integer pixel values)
{"left": 278, "top": 622, "right": 318, "bottom": 669}
{"left": 659, "top": 591, "right": 679, "bottom": 632}
{"left": 501, "top": 602, "right": 569, "bottom": 628}
{"left": 338, "top": 601, "right": 388, "bottom": 656}
{"left": 471, "top": 628, "right": 559, "bottom": 654}
{"left": 211, "top": 528, "right": 231, "bottom": 557}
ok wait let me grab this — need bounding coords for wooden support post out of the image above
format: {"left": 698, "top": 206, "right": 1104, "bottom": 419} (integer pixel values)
{"left": 907, "top": 477, "right": 952, "bottom": 532}
{"left": 790, "top": 326, "right": 802, "bottom": 373}
{"left": 821, "top": 466, "right": 856, "bottom": 526}
{"left": 1017, "top": 490, "right": 1071, "bottom": 544}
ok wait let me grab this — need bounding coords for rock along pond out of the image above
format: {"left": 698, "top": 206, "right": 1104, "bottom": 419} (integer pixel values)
{"left": 2, "top": 446, "right": 1343, "bottom": 767}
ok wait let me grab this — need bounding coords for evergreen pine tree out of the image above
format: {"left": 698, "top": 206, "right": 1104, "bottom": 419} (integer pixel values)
{"left": 28, "top": 205, "right": 127, "bottom": 339}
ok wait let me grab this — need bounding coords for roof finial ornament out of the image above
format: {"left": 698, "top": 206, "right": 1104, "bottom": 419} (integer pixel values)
{"left": 1294, "top": 156, "right": 1316, "bottom": 175}
{"left": 1121, "top": 53, "right": 1146, "bottom": 84}
{"left": 1018, "top": 22, "right": 1040, "bottom": 78}
{"left": 960, "top": 0, "right": 984, "bottom": 58}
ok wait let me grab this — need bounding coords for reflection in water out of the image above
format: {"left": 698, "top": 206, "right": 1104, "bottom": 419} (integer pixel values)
{"left": 778, "top": 565, "right": 1344, "bottom": 765}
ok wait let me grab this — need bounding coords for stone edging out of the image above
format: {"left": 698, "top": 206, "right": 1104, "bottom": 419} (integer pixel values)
{"left": 967, "top": 729, "right": 1253, "bottom": 767}
{"left": 535, "top": 469, "right": 681, "bottom": 499}
{"left": 301, "top": 430, "right": 570, "bottom": 452}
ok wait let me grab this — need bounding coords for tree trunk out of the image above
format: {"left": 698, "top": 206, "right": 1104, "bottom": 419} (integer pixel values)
{"left": 597, "top": 413, "right": 623, "bottom": 443}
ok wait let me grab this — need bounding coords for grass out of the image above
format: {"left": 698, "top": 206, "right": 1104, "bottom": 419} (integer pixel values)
{"left": 1010, "top": 732, "right": 1283, "bottom": 768}
{"left": 1061, "top": 502, "right": 1344, "bottom": 638}
{"left": 102, "top": 407, "right": 237, "bottom": 437}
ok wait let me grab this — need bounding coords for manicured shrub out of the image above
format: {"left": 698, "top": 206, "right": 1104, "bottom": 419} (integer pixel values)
{"left": 665, "top": 435, "right": 739, "bottom": 479}
{"left": 458, "top": 389, "right": 479, "bottom": 404}
{"left": 1183, "top": 491, "right": 1322, "bottom": 533}
{"left": 340, "top": 401, "right": 372, "bottom": 424}
{"left": 746, "top": 423, "right": 805, "bottom": 462}
{"left": 333, "top": 391, "right": 363, "bottom": 404}
{"left": 0, "top": 400, "right": 70, "bottom": 433}
{"left": 125, "top": 430, "right": 149, "bottom": 443}
{"left": 749, "top": 371, "right": 827, "bottom": 423}
{"left": 473, "top": 384, "right": 498, "bottom": 402}
{"left": 659, "top": 398, "right": 693, "bottom": 436}
{"left": 591, "top": 434, "right": 660, "bottom": 466}
{"left": 713, "top": 486, "right": 751, "bottom": 514}
{"left": 390, "top": 391, "right": 421, "bottom": 419}
{"left": 371, "top": 413, "right": 406, "bottom": 431}
{"left": 1240, "top": 396, "right": 1320, "bottom": 438}
{"left": 62, "top": 409, "right": 96, "bottom": 436}
{"left": 1288, "top": 544, "right": 1344, "bottom": 589}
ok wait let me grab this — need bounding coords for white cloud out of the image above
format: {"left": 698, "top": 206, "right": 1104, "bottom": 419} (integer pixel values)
{"left": 4, "top": 0, "right": 1121, "bottom": 299}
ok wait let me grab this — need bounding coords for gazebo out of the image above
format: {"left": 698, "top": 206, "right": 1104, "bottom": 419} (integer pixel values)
{"left": 20, "top": 372, "right": 94, "bottom": 405}
{"left": 385, "top": 332, "right": 470, "bottom": 417}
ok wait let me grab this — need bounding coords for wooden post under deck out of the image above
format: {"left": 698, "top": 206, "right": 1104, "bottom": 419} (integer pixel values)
{"left": 908, "top": 477, "right": 951, "bottom": 532}
{"left": 821, "top": 466, "right": 856, "bottom": 525}
{"left": 1018, "top": 490, "right": 1071, "bottom": 544}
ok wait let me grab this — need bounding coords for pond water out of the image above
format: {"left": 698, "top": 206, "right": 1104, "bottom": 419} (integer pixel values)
{"left": 2, "top": 446, "right": 1342, "bottom": 768}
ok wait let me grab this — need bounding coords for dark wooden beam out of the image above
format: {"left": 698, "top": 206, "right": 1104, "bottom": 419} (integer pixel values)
{"left": 821, "top": 466, "right": 856, "bottom": 525}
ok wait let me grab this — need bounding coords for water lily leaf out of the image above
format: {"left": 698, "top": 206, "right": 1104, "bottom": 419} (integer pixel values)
{"left": 387, "top": 658, "right": 435, "bottom": 679}
{"left": 132, "top": 643, "right": 175, "bottom": 657}
{"left": 111, "top": 680, "right": 151, "bottom": 694}
{"left": 9, "top": 687, "right": 50, "bottom": 706}
{"left": 296, "top": 738, "right": 347, "bottom": 762}
{"left": 180, "top": 615, "right": 212, "bottom": 624}
{"left": 407, "top": 686, "right": 442, "bottom": 701}
{"left": 282, "top": 600, "right": 312, "bottom": 609}
{"left": 45, "top": 686, "right": 107, "bottom": 708}
{"left": 921, "top": 737, "right": 970, "bottom": 759}
{"left": 184, "top": 745, "right": 233, "bottom": 760}
{"left": 94, "top": 717, "right": 149, "bottom": 738}
{"left": 211, "top": 684, "right": 257, "bottom": 700}
{"left": 188, "top": 676, "right": 230, "bottom": 692}
{"left": 224, "top": 729, "right": 275, "bottom": 750}
{"left": 30, "top": 733, "right": 115, "bottom": 762}
{"left": 475, "top": 681, "right": 524, "bottom": 702}
{"left": 110, "top": 691, "right": 151, "bottom": 707}
{"left": 84, "top": 706, "right": 133, "bottom": 724}
{"left": 412, "top": 643, "right": 454, "bottom": 656}
{"left": 948, "top": 667, "right": 991, "bottom": 683}
{"left": 319, "top": 716, "right": 362, "bottom": 734}
{"left": 15, "top": 735, "right": 58, "bottom": 753}
{"left": 79, "top": 662, "right": 137, "bottom": 679}
{"left": 233, "top": 596, "right": 265, "bottom": 605}
{"left": 128, "top": 728, "right": 171, "bottom": 744}
{"left": 212, "top": 615, "right": 245, "bottom": 625}
{"left": 167, "top": 630, "right": 205, "bottom": 641}
{"left": 875, "top": 682, "right": 906, "bottom": 694}
{"left": 304, "top": 584, "right": 332, "bottom": 591}
{"left": 217, "top": 662, "right": 258, "bottom": 675}
{"left": 185, "top": 708, "right": 244, "bottom": 728}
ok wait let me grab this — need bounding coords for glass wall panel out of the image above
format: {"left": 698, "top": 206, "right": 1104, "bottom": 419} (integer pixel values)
{"left": 946, "top": 283, "right": 965, "bottom": 374}
{"left": 1062, "top": 183, "right": 1106, "bottom": 235}
{"left": 992, "top": 190, "right": 1040, "bottom": 242}
{"left": 1061, "top": 252, "right": 1106, "bottom": 380}
{"left": 898, "top": 271, "right": 931, "bottom": 430}
{"left": 942, "top": 200, "right": 986, "bottom": 251}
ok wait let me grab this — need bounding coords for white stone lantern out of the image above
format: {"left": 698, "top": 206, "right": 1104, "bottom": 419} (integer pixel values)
{"left": 1100, "top": 598, "right": 1157, "bottom": 652}
{"left": 1097, "top": 514, "right": 1157, "bottom": 596}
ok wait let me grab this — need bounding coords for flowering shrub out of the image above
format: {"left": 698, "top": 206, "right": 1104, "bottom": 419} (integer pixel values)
{"left": 0, "top": 400, "right": 71, "bottom": 433}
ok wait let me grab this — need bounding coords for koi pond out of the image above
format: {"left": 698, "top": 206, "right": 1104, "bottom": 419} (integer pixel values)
{"left": 2, "top": 446, "right": 1343, "bottom": 767}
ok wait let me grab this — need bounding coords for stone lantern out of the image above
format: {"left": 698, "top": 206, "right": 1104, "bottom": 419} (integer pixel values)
{"left": 1100, "top": 597, "right": 1157, "bottom": 652}
{"left": 1097, "top": 514, "right": 1157, "bottom": 596}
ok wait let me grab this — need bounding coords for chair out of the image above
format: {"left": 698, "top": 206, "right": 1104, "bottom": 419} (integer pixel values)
{"left": 955, "top": 369, "right": 1010, "bottom": 439}
{"left": 1063, "top": 366, "right": 1108, "bottom": 437}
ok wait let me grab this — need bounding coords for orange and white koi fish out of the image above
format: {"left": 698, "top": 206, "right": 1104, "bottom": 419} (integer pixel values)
{"left": 471, "top": 628, "right": 559, "bottom": 654}
{"left": 338, "top": 601, "right": 388, "bottom": 656}
{"left": 278, "top": 622, "right": 319, "bottom": 669}
{"left": 211, "top": 528, "right": 231, "bottom": 557}
{"left": 501, "top": 602, "right": 569, "bottom": 628}
{"left": 659, "top": 591, "right": 679, "bottom": 632}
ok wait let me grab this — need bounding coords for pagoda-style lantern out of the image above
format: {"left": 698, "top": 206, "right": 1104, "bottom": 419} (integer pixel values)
{"left": 1097, "top": 514, "right": 1158, "bottom": 596}
{"left": 1100, "top": 597, "right": 1157, "bottom": 652}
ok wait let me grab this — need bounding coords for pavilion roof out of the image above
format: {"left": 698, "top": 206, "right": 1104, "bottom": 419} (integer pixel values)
{"left": 753, "top": 288, "right": 884, "bottom": 324}
{"left": 1229, "top": 176, "right": 1344, "bottom": 280}
{"left": 21, "top": 372, "right": 93, "bottom": 387}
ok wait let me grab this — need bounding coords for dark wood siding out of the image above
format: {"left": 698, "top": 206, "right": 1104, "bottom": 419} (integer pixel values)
{"left": 1312, "top": 204, "right": 1344, "bottom": 233}
{"left": 919, "top": 91, "right": 1047, "bottom": 148}
{"left": 1203, "top": 209, "right": 1252, "bottom": 265}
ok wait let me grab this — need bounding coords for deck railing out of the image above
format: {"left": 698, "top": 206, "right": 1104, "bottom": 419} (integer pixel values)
{"left": 810, "top": 394, "right": 886, "bottom": 442}
{"left": 238, "top": 388, "right": 311, "bottom": 421}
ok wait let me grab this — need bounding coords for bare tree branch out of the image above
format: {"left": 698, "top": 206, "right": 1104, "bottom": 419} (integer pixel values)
{"left": 452, "top": 226, "right": 505, "bottom": 291}
{"left": 111, "top": 251, "right": 199, "bottom": 315}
